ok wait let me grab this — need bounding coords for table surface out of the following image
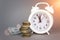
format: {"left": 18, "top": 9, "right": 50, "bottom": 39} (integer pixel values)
{"left": 0, "top": 26, "right": 60, "bottom": 40}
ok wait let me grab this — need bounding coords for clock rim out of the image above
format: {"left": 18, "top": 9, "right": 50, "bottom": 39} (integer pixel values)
{"left": 28, "top": 9, "right": 53, "bottom": 34}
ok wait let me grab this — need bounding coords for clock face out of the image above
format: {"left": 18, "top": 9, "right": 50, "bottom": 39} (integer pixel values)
{"left": 28, "top": 10, "right": 53, "bottom": 34}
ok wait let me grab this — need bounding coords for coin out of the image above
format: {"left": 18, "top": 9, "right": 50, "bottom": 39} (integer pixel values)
{"left": 22, "top": 33, "right": 31, "bottom": 37}
{"left": 22, "top": 21, "right": 30, "bottom": 25}
{"left": 21, "top": 25, "right": 30, "bottom": 28}
{"left": 20, "top": 27, "right": 29, "bottom": 30}
{"left": 21, "top": 29, "right": 31, "bottom": 33}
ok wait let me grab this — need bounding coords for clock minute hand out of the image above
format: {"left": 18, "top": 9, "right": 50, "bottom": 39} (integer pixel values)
{"left": 41, "top": 15, "right": 44, "bottom": 21}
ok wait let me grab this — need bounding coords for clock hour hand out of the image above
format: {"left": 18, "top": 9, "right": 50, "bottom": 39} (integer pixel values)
{"left": 37, "top": 14, "right": 41, "bottom": 23}
{"left": 39, "top": 16, "right": 41, "bottom": 22}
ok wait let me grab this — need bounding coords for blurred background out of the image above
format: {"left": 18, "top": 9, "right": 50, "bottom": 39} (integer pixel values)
{"left": 0, "top": 0, "right": 60, "bottom": 40}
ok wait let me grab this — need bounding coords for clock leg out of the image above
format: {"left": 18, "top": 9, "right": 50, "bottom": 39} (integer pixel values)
{"left": 31, "top": 31, "right": 34, "bottom": 34}
{"left": 47, "top": 32, "right": 50, "bottom": 35}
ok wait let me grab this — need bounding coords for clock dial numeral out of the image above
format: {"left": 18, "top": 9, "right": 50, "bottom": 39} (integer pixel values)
{"left": 34, "top": 23, "right": 36, "bottom": 25}
{"left": 46, "top": 24, "right": 47, "bottom": 26}
{"left": 47, "top": 20, "right": 49, "bottom": 23}
{"left": 37, "top": 26, "right": 38, "bottom": 28}
{"left": 33, "top": 20, "right": 35, "bottom": 22}
{"left": 46, "top": 17, "right": 48, "bottom": 19}
{"left": 43, "top": 26, "right": 45, "bottom": 29}
{"left": 34, "top": 17, "right": 36, "bottom": 19}
{"left": 39, "top": 27, "right": 42, "bottom": 29}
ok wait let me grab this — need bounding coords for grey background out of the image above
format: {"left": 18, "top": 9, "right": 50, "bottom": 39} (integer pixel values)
{"left": 0, "top": 0, "right": 60, "bottom": 40}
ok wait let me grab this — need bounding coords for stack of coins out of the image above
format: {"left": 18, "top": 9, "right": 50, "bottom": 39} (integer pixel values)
{"left": 20, "top": 21, "right": 32, "bottom": 37}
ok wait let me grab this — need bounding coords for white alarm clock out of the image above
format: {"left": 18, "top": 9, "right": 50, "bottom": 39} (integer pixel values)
{"left": 28, "top": 2, "right": 54, "bottom": 35}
